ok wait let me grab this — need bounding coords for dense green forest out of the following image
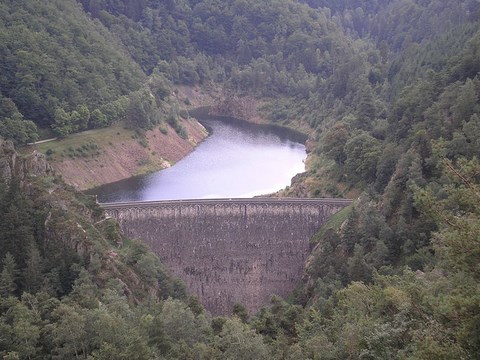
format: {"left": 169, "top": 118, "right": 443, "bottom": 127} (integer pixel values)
{"left": 1, "top": 0, "right": 480, "bottom": 358}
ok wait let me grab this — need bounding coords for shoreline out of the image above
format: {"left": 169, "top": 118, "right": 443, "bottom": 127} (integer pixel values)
{"left": 26, "top": 86, "right": 313, "bottom": 192}
{"left": 27, "top": 119, "right": 208, "bottom": 191}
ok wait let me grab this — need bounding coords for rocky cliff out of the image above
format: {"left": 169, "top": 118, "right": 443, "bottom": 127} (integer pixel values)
{"left": 0, "top": 137, "right": 179, "bottom": 303}
{"left": 1, "top": 138, "right": 54, "bottom": 184}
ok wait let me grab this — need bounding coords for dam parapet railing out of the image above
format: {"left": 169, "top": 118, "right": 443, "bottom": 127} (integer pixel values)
{"left": 99, "top": 197, "right": 353, "bottom": 209}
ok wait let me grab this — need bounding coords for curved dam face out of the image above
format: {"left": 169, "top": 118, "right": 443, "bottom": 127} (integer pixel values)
{"left": 101, "top": 198, "right": 351, "bottom": 315}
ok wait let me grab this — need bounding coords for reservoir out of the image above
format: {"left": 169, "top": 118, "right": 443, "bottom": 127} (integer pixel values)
{"left": 92, "top": 115, "right": 307, "bottom": 202}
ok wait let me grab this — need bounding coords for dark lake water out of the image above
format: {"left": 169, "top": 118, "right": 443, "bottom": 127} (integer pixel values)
{"left": 91, "top": 116, "right": 307, "bottom": 203}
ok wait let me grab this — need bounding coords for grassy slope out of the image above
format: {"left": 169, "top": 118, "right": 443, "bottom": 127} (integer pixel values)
{"left": 24, "top": 120, "right": 208, "bottom": 190}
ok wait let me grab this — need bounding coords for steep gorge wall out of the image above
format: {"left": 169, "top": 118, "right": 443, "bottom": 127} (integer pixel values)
{"left": 103, "top": 198, "right": 351, "bottom": 315}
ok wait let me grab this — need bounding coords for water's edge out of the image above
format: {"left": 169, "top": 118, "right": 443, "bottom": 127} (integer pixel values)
{"left": 89, "top": 110, "right": 307, "bottom": 202}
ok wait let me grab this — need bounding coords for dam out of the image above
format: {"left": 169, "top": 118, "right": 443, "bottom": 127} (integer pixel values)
{"left": 101, "top": 197, "right": 351, "bottom": 315}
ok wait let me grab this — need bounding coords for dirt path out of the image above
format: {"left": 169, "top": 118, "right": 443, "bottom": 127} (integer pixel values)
{"left": 28, "top": 137, "right": 58, "bottom": 145}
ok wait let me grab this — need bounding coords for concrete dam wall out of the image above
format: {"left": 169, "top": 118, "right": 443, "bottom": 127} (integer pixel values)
{"left": 101, "top": 198, "right": 351, "bottom": 315}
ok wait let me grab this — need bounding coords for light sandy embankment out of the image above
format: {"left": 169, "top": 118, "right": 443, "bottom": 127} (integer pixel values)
{"left": 31, "top": 118, "right": 208, "bottom": 190}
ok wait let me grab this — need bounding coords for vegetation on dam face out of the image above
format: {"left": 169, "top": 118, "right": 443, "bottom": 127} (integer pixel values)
{"left": 1, "top": 0, "right": 480, "bottom": 358}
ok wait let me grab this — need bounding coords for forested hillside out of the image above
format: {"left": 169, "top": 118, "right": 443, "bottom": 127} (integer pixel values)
{"left": 1, "top": 0, "right": 480, "bottom": 358}
{"left": 0, "top": 0, "right": 145, "bottom": 140}
{"left": 0, "top": 0, "right": 184, "bottom": 144}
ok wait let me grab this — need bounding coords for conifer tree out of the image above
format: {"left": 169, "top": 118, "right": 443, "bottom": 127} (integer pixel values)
{"left": 0, "top": 253, "right": 18, "bottom": 297}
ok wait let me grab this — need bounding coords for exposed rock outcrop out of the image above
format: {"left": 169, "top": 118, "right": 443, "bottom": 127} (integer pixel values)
{"left": 1, "top": 137, "right": 54, "bottom": 184}
{"left": 209, "top": 91, "right": 262, "bottom": 123}
{"left": 0, "top": 137, "right": 176, "bottom": 304}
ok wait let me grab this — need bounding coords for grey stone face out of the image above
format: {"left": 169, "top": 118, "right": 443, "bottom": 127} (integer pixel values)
{"left": 102, "top": 198, "right": 351, "bottom": 315}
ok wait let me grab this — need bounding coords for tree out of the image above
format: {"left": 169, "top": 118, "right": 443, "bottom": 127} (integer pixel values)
{"left": 10, "top": 302, "right": 41, "bottom": 360}
{"left": 322, "top": 122, "right": 350, "bottom": 164}
{"left": 160, "top": 298, "right": 210, "bottom": 346}
{"left": 187, "top": 296, "right": 204, "bottom": 316}
{"left": 214, "top": 318, "right": 270, "bottom": 360}
{"left": 52, "top": 108, "right": 73, "bottom": 137}
{"left": 68, "top": 269, "right": 99, "bottom": 309}
{"left": 147, "top": 74, "right": 171, "bottom": 100}
{"left": 0, "top": 253, "right": 19, "bottom": 297}
{"left": 89, "top": 109, "right": 108, "bottom": 129}
{"left": 452, "top": 79, "right": 478, "bottom": 127}
{"left": 0, "top": 182, "right": 35, "bottom": 270}
{"left": 0, "top": 118, "right": 38, "bottom": 145}
{"left": 414, "top": 156, "right": 480, "bottom": 278}
{"left": 87, "top": 304, "right": 152, "bottom": 360}
{"left": 0, "top": 97, "right": 38, "bottom": 145}
{"left": 22, "top": 244, "right": 43, "bottom": 294}
{"left": 344, "top": 132, "right": 382, "bottom": 183}
{"left": 356, "top": 84, "right": 376, "bottom": 130}
{"left": 51, "top": 304, "right": 88, "bottom": 359}
{"left": 347, "top": 244, "right": 372, "bottom": 283}
{"left": 375, "top": 143, "right": 400, "bottom": 191}
{"left": 127, "top": 90, "right": 161, "bottom": 129}
{"left": 411, "top": 156, "right": 480, "bottom": 356}
{"left": 232, "top": 302, "right": 249, "bottom": 323}
{"left": 100, "top": 96, "right": 130, "bottom": 124}
{"left": 463, "top": 114, "right": 480, "bottom": 157}
{"left": 76, "top": 105, "right": 91, "bottom": 131}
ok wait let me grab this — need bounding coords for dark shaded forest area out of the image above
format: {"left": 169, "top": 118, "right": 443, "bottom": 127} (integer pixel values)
{"left": 1, "top": 0, "right": 480, "bottom": 358}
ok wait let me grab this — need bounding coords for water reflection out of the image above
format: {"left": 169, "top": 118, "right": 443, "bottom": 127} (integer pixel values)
{"left": 91, "top": 117, "right": 306, "bottom": 202}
